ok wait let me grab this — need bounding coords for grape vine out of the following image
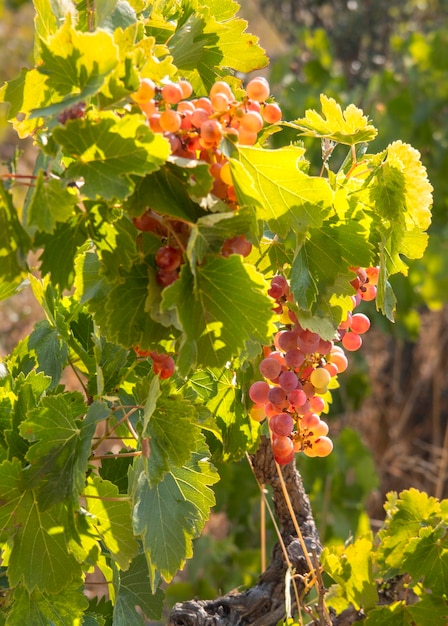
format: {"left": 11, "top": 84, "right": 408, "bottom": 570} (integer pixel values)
{"left": 0, "top": 0, "right": 442, "bottom": 625}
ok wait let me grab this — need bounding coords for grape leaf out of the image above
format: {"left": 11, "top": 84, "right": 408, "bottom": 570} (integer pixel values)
{"left": 35, "top": 217, "right": 89, "bottom": 291}
{"left": 124, "top": 162, "right": 209, "bottom": 221}
{"left": 19, "top": 394, "right": 107, "bottom": 509}
{"left": 27, "top": 171, "right": 78, "bottom": 233}
{"left": 37, "top": 19, "right": 118, "bottom": 99}
{"left": 52, "top": 112, "right": 170, "bottom": 200}
{"left": 130, "top": 449, "right": 219, "bottom": 589}
{"left": 6, "top": 584, "right": 88, "bottom": 626}
{"left": 0, "top": 181, "right": 31, "bottom": 282}
{"left": 402, "top": 526, "right": 448, "bottom": 595}
{"left": 0, "top": 68, "right": 49, "bottom": 138}
{"left": 364, "top": 602, "right": 412, "bottom": 626}
{"left": 377, "top": 488, "right": 444, "bottom": 574}
{"left": 292, "top": 94, "right": 378, "bottom": 145}
{"left": 407, "top": 594, "right": 448, "bottom": 626}
{"left": 322, "top": 537, "right": 378, "bottom": 610}
{"left": 143, "top": 392, "right": 204, "bottom": 484}
{"left": 236, "top": 146, "right": 334, "bottom": 238}
{"left": 113, "top": 553, "right": 164, "bottom": 624}
{"left": 187, "top": 206, "right": 259, "bottom": 266}
{"left": 161, "top": 256, "right": 276, "bottom": 372}
{"left": 169, "top": 0, "right": 267, "bottom": 93}
{"left": 0, "top": 460, "right": 81, "bottom": 593}
{"left": 99, "top": 262, "right": 174, "bottom": 349}
{"left": 28, "top": 319, "right": 69, "bottom": 389}
{"left": 84, "top": 475, "right": 138, "bottom": 571}
{"left": 290, "top": 221, "right": 373, "bottom": 311}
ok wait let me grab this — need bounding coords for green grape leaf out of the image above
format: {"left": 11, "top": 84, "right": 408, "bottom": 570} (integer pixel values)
{"left": 28, "top": 319, "right": 69, "bottom": 388}
{"left": 19, "top": 393, "right": 105, "bottom": 509}
{"left": 407, "top": 594, "right": 448, "bottom": 626}
{"left": 235, "top": 146, "right": 334, "bottom": 238}
{"left": 0, "top": 181, "right": 31, "bottom": 282}
{"left": 130, "top": 449, "right": 219, "bottom": 589}
{"left": 35, "top": 217, "right": 89, "bottom": 291}
{"left": 290, "top": 221, "right": 373, "bottom": 311}
{"left": 27, "top": 171, "right": 78, "bottom": 233}
{"left": 0, "top": 460, "right": 81, "bottom": 593}
{"left": 402, "top": 526, "right": 448, "bottom": 595}
{"left": 99, "top": 262, "right": 174, "bottom": 349}
{"left": 169, "top": 0, "right": 267, "bottom": 93}
{"left": 124, "top": 162, "right": 209, "bottom": 221}
{"left": 187, "top": 206, "right": 259, "bottom": 266}
{"left": 94, "top": 0, "right": 137, "bottom": 32}
{"left": 52, "top": 112, "right": 170, "bottom": 200}
{"left": 292, "top": 94, "right": 378, "bottom": 145}
{"left": 0, "top": 68, "right": 49, "bottom": 137}
{"left": 36, "top": 19, "right": 118, "bottom": 99}
{"left": 143, "top": 393, "right": 204, "bottom": 485}
{"left": 364, "top": 602, "right": 411, "bottom": 626}
{"left": 162, "top": 256, "right": 276, "bottom": 372}
{"left": 377, "top": 488, "right": 444, "bottom": 574}
{"left": 113, "top": 553, "right": 164, "bottom": 624}
{"left": 6, "top": 584, "right": 88, "bottom": 626}
{"left": 33, "top": 0, "right": 77, "bottom": 43}
{"left": 84, "top": 475, "right": 138, "bottom": 571}
{"left": 321, "top": 537, "right": 378, "bottom": 610}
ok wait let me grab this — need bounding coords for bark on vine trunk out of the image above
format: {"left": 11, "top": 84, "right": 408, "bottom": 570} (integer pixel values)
{"left": 168, "top": 437, "right": 364, "bottom": 626}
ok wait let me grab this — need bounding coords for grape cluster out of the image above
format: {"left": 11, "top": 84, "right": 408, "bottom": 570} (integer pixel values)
{"left": 131, "top": 76, "right": 282, "bottom": 208}
{"left": 249, "top": 269, "right": 378, "bottom": 465}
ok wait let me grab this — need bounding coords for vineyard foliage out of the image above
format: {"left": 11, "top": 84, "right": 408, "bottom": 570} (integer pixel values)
{"left": 0, "top": 0, "right": 443, "bottom": 624}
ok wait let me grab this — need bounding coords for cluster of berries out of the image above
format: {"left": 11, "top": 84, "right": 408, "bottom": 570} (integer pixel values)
{"left": 249, "top": 268, "right": 378, "bottom": 465}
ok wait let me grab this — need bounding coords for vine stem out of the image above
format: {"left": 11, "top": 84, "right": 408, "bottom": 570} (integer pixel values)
{"left": 275, "top": 460, "right": 332, "bottom": 626}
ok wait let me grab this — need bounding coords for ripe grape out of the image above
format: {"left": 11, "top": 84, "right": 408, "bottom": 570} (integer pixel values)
{"left": 262, "top": 102, "right": 282, "bottom": 124}
{"left": 309, "top": 395, "right": 325, "bottom": 413}
{"left": 191, "top": 108, "right": 209, "bottom": 128}
{"left": 278, "top": 370, "right": 299, "bottom": 392}
{"left": 159, "top": 109, "right": 182, "bottom": 133}
{"left": 310, "top": 367, "right": 331, "bottom": 389}
{"left": 246, "top": 76, "right": 270, "bottom": 102}
{"left": 161, "top": 82, "right": 184, "bottom": 104}
{"left": 221, "top": 235, "right": 252, "bottom": 258}
{"left": 359, "top": 283, "right": 377, "bottom": 301}
{"left": 219, "top": 161, "right": 233, "bottom": 185}
{"left": 366, "top": 266, "right": 379, "bottom": 286}
{"left": 311, "top": 436, "right": 333, "bottom": 457}
{"left": 270, "top": 412, "right": 294, "bottom": 437}
{"left": 276, "top": 329, "right": 299, "bottom": 352}
{"left": 150, "top": 352, "right": 176, "bottom": 379}
{"left": 312, "top": 420, "right": 329, "bottom": 437}
{"left": 149, "top": 113, "right": 163, "bottom": 133}
{"left": 178, "top": 79, "right": 193, "bottom": 99}
{"left": 267, "top": 386, "right": 288, "bottom": 408}
{"left": 200, "top": 119, "right": 223, "bottom": 144}
{"left": 249, "top": 380, "right": 270, "bottom": 404}
{"left": 259, "top": 357, "right": 282, "bottom": 380}
{"left": 210, "top": 92, "right": 230, "bottom": 112}
{"left": 271, "top": 435, "right": 294, "bottom": 462}
{"left": 238, "top": 127, "right": 258, "bottom": 145}
{"left": 250, "top": 404, "right": 266, "bottom": 422}
{"left": 342, "top": 331, "right": 362, "bottom": 351}
{"left": 297, "top": 329, "right": 320, "bottom": 353}
{"left": 329, "top": 349, "right": 348, "bottom": 373}
{"left": 285, "top": 349, "right": 305, "bottom": 369}
{"left": 300, "top": 412, "right": 320, "bottom": 429}
{"left": 240, "top": 111, "right": 263, "bottom": 133}
{"left": 155, "top": 246, "right": 182, "bottom": 271}
{"left": 133, "top": 212, "right": 164, "bottom": 234}
{"left": 131, "top": 78, "right": 156, "bottom": 103}
{"left": 156, "top": 269, "right": 179, "bottom": 287}
{"left": 350, "top": 313, "right": 370, "bottom": 334}
{"left": 209, "top": 81, "right": 234, "bottom": 100}
{"left": 288, "top": 388, "right": 307, "bottom": 408}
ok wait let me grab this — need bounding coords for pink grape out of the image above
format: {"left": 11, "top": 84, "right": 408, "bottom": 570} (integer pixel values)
{"left": 268, "top": 386, "right": 288, "bottom": 408}
{"left": 360, "top": 283, "right": 377, "bottom": 301}
{"left": 270, "top": 412, "right": 294, "bottom": 437}
{"left": 342, "top": 331, "right": 362, "bottom": 351}
{"left": 301, "top": 412, "right": 320, "bottom": 429}
{"left": 259, "top": 357, "right": 281, "bottom": 380}
{"left": 312, "top": 420, "right": 329, "bottom": 437}
{"left": 262, "top": 102, "right": 282, "bottom": 124}
{"left": 285, "top": 349, "right": 305, "bottom": 369}
{"left": 297, "top": 329, "right": 320, "bottom": 353}
{"left": 246, "top": 76, "right": 270, "bottom": 102}
{"left": 309, "top": 395, "right": 325, "bottom": 413}
{"left": 350, "top": 313, "right": 370, "bottom": 334}
{"left": 278, "top": 370, "right": 299, "bottom": 392}
{"left": 276, "top": 329, "right": 299, "bottom": 352}
{"left": 250, "top": 404, "right": 266, "bottom": 422}
{"left": 249, "top": 381, "right": 270, "bottom": 404}
{"left": 272, "top": 435, "right": 294, "bottom": 462}
{"left": 288, "top": 388, "right": 307, "bottom": 407}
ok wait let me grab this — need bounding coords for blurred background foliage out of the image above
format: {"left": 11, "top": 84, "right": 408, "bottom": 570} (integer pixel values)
{"left": 1, "top": 0, "right": 448, "bottom": 611}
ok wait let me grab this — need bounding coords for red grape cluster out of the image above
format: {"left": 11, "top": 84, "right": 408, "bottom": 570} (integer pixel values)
{"left": 133, "top": 347, "right": 176, "bottom": 380}
{"left": 249, "top": 268, "right": 378, "bottom": 465}
{"left": 131, "top": 76, "right": 282, "bottom": 208}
